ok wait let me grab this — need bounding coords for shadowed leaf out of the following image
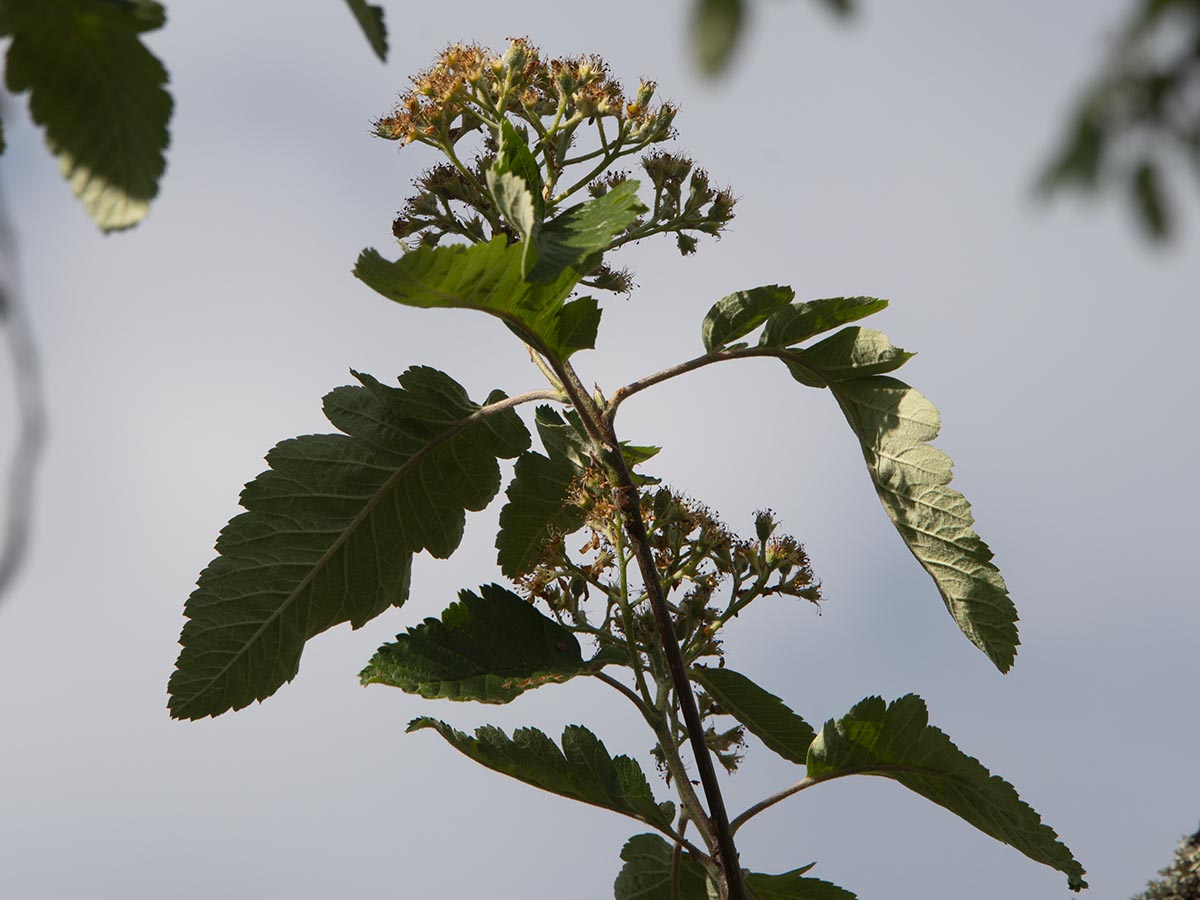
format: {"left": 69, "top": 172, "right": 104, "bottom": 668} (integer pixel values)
{"left": 759, "top": 297, "right": 888, "bottom": 349}
{"left": 168, "top": 367, "right": 529, "bottom": 719}
{"left": 343, "top": 0, "right": 387, "bottom": 62}
{"left": 361, "top": 583, "right": 586, "bottom": 703}
{"left": 529, "top": 180, "right": 647, "bottom": 284}
{"left": 702, "top": 285, "right": 795, "bottom": 352}
{"left": 692, "top": 666, "right": 816, "bottom": 764}
{"left": 410, "top": 719, "right": 674, "bottom": 829}
{"left": 808, "top": 695, "right": 1086, "bottom": 891}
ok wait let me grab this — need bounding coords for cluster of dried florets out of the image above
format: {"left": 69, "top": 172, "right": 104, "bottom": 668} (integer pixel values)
{"left": 375, "top": 38, "right": 737, "bottom": 284}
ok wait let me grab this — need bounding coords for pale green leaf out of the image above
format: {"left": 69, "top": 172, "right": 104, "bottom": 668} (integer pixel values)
{"left": 613, "top": 834, "right": 855, "bottom": 900}
{"left": 3, "top": 0, "right": 171, "bottom": 231}
{"left": 691, "top": 666, "right": 816, "bottom": 764}
{"left": 759, "top": 298, "right": 888, "bottom": 349}
{"left": 691, "top": 0, "right": 746, "bottom": 76}
{"left": 784, "top": 326, "right": 914, "bottom": 387}
{"left": 829, "top": 375, "right": 1018, "bottom": 671}
{"left": 492, "top": 119, "right": 545, "bottom": 223}
{"left": 529, "top": 181, "right": 647, "bottom": 284}
{"left": 343, "top": 0, "right": 387, "bottom": 62}
{"left": 807, "top": 695, "right": 1086, "bottom": 891}
{"left": 409, "top": 719, "right": 674, "bottom": 829}
{"left": 167, "top": 368, "right": 529, "bottom": 720}
{"left": 496, "top": 408, "right": 589, "bottom": 577}
{"left": 354, "top": 237, "right": 596, "bottom": 359}
{"left": 701, "top": 285, "right": 795, "bottom": 352}
{"left": 360, "top": 583, "right": 585, "bottom": 703}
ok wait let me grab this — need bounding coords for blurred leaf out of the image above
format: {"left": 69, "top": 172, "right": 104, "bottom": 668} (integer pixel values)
{"left": 343, "top": 0, "right": 387, "bottom": 62}
{"left": 0, "top": 113, "right": 5, "bottom": 155}
{"left": 167, "top": 368, "right": 529, "bottom": 719}
{"left": 691, "top": 0, "right": 746, "bottom": 76}
{"left": 614, "top": 834, "right": 856, "bottom": 900}
{"left": 1132, "top": 158, "right": 1171, "bottom": 240}
{"left": 355, "top": 237, "right": 596, "bottom": 359}
{"left": 410, "top": 719, "right": 675, "bottom": 829}
{"left": 813, "top": 0, "right": 855, "bottom": 14}
{"left": 701, "top": 285, "right": 795, "bottom": 352}
{"left": 808, "top": 695, "right": 1086, "bottom": 891}
{"left": 3, "top": 0, "right": 172, "bottom": 231}
{"left": 692, "top": 666, "right": 816, "bottom": 764}
{"left": 496, "top": 408, "right": 589, "bottom": 577}
{"left": 759, "top": 297, "right": 888, "bottom": 349}
{"left": 361, "top": 583, "right": 586, "bottom": 702}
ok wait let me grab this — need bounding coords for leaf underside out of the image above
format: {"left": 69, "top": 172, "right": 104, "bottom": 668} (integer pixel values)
{"left": 409, "top": 719, "right": 675, "bottom": 830}
{"left": 361, "top": 583, "right": 586, "bottom": 703}
{"left": 614, "top": 834, "right": 855, "bottom": 900}
{"left": 3, "top": 0, "right": 172, "bottom": 231}
{"left": 807, "top": 694, "right": 1086, "bottom": 891}
{"left": 691, "top": 666, "right": 816, "bottom": 764}
{"left": 168, "top": 367, "right": 529, "bottom": 720}
{"left": 783, "top": 323, "right": 1019, "bottom": 672}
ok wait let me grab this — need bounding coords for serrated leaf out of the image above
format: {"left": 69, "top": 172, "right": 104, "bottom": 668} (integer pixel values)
{"left": 614, "top": 834, "right": 854, "bottom": 900}
{"left": 701, "top": 285, "right": 795, "bottom": 352}
{"left": 360, "top": 583, "right": 585, "bottom": 703}
{"left": 492, "top": 119, "right": 545, "bottom": 222}
{"left": 692, "top": 666, "right": 816, "bottom": 765}
{"left": 529, "top": 180, "right": 647, "bottom": 284}
{"left": 343, "top": 0, "right": 387, "bottom": 62}
{"left": 168, "top": 367, "right": 530, "bottom": 720}
{"left": 354, "top": 237, "right": 596, "bottom": 359}
{"left": 3, "top": 0, "right": 172, "bottom": 231}
{"left": 807, "top": 695, "right": 1086, "bottom": 891}
{"left": 828, "top": 375, "right": 1019, "bottom": 671}
{"left": 410, "top": 719, "right": 674, "bottom": 829}
{"left": 784, "top": 326, "right": 914, "bottom": 387}
{"left": 759, "top": 297, "right": 888, "bottom": 349}
{"left": 691, "top": 0, "right": 746, "bottom": 76}
{"left": 496, "top": 408, "right": 589, "bottom": 578}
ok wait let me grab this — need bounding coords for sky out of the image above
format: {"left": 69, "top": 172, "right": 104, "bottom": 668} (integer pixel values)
{"left": 1, "top": 1, "right": 1198, "bottom": 898}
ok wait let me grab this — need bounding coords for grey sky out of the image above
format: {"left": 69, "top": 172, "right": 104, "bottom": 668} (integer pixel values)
{"left": 1, "top": 1, "right": 1197, "bottom": 898}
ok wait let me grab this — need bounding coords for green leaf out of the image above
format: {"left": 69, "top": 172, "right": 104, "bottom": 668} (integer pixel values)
{"left": 691, "top": 0, "right": 746, "bottom": 77}
{"left": 1132, "top": 158, "right": 1171, "bottom": 240}
{"left": 167, "top": 368, "right": 530, "bottom": 720}
{"left": 613, "top": 833, "right": 712, "bottom": 900}
{"left": 496, "top": 408, "right": 589, "bottom": 578}
{"left": 3, "top": 0, "right": 172, "bottom": 231}
{"left": 701, "top": 285, "right": 795, "bottom": 352}
{"left": 409, "top": 719, "right": 674, "bottom": 829}
{"left": 691, "top": 666, "right": 816, "bottom": 765}
{"left": 343, "top": 0, "right": 387, "bottom": 62}
{"left": 528, "top": 180, "right": 647, "bottom": 284}
{"left": 0, "top": 113, "right": 6, "bottom": 155}
{"left": 826, "top": 375, "right": 1019, "bottom": 671}
{"left": 783, "top": 326, "right": 914, "bottom": 387}
{"left": 360, "top": 583, "right": 585, "bottom": 703}
{"left": 354, "top": 237, "right": 596, "bottom": 359}
{"left": 491, "top": 119, "right": 545, "bottom": 223}
{"left": 759, "top": 297, "right": 888, "bottom": 349}
{"left": 613, "top": 834, "right": 855, "bottom": 900}
{"left": 807, "top": 695, "right": 1086, "bottom": 891}
{"left": 813, "top": 0, "right": 855, "bottom": 16}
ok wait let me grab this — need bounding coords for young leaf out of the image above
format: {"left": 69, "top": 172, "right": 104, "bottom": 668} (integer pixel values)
{"left": 528, "top": 181, "right": 647, "bottom": 284}
{"left": 830, "top": 375, "right": 1018, "bottom": 671}
{"left": 759, "top": 298, "right": 888, "bottom": 349}
{"left": 701, "top": 285, "right": 795, "bottom": 352}
{"left": 3, "top": 0, "right": 172, "bottom": 231}
{"left": 342, "top": 0, "right": 387, "bottom": 62}
{"left": 807, "top": 695, "right": 1086, "bottom": 892}
{"left": 360, "top": 583, "right": 586, "bottom": 703}
{"left": 692, "top": 666, "right": 816, "bottom": 765}
{"left": 354, "top": 237, "right": 595, "bottom": 359}
{"left": 168, "top": 368, "right": 529, "bottom": 720}
{"left": 491, "top": 119, "right": 546, "bottom": 223}
{"left": 409, "top": 719, "right": 675, "bottom": 829}
{"left": 614, "top": 834, "right": 855, "bottom": 900}
{"left": 496, "top": 408, "right": 589, "bottom": 577}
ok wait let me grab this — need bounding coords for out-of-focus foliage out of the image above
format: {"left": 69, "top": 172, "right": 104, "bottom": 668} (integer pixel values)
{"left": 1133, "top": 827, "right": 1200, "bottom": 900}
{"left": 688, "top": 0, "right": 855, "bottom": 76}
{"left": 1039, "top": 0, "right": 1200, "bottom": 240}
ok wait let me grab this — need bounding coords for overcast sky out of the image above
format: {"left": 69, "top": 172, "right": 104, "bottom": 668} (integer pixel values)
{"left": 2, "top": 1, "right": 1198, "bottom": 898}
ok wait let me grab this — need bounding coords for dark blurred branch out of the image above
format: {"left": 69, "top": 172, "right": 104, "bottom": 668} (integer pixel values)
{"left": 0, "top": 174, "right": 46, "bottom": 602}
